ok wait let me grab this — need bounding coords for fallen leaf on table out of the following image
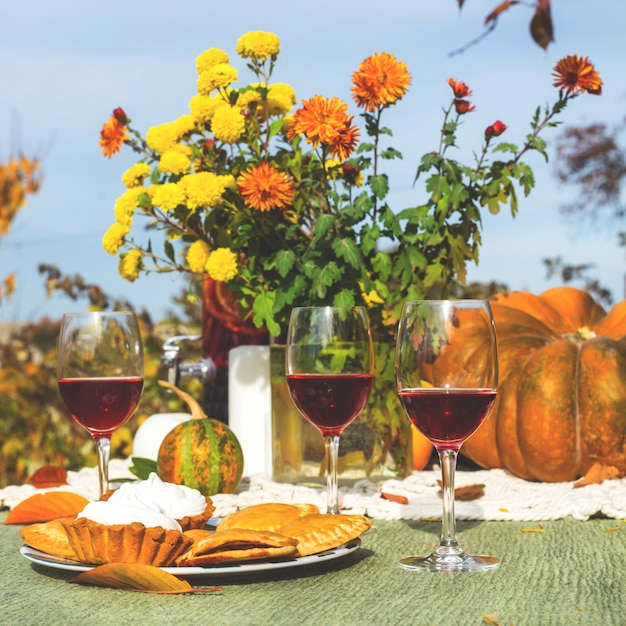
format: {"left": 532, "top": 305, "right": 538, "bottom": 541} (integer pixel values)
{"left": 573, "top": 462, "right": 622, "bottom": 488}
{"left": 27, "top": 466, "right": 68, "bottom": 489}
{"left": 380, "top": 492, "right": 409, "bottom": 505}
{"left": 437, "top": 481, "right": 485, "bottom": 501}
{"left": 69, "top": 563, "right": 222, "bottom": 594}
{"left": 5, "top": 491, "right": 90, "bottom": 524}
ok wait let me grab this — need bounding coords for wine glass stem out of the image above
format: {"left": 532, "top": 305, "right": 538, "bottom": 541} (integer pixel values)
{"left": 95, "top": 437, "right": 111, "bottom": 498}
{"left": 324, "top": 435, "right": 341, "bottom": 514}
{"left": 438, "top": 448, "right": 462, "bottom": 554}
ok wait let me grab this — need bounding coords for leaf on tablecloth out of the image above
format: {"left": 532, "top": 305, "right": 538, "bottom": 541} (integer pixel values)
{"left": 69, "top": 563, "right": 222, "bottom": 594}
{"left": 573, "top": 462, "right": 622, "bottom": 488}
{"left": 5, "top": 491, "right": 90, "bottom": 524}
{"left": 380, "top": 492, "right": 409, "bottom": 505}
{"left": 437, "top": 481, "right": 485, "bottom": 501}
{"left": 26, "top": 465, "right": 68, "bottom": 489}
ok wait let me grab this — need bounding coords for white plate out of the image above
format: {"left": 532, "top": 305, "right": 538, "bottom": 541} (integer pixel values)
{"left": 20, "top": 539, "right": 361, "bottom": 577}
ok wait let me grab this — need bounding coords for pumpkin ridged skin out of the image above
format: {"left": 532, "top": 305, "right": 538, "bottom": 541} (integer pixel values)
{"left": 157, "top": 419, "right": 244, "bottom": 496}
{"left": 462, "top": 287, "right": 626, "bottom": 482}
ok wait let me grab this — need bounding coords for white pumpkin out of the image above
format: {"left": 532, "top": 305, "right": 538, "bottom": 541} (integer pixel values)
{"left": 132, "top": 413, "right": 191, "bottom": 461}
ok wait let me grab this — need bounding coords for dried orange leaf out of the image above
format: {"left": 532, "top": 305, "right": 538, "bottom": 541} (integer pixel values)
{"left": 380, "top": 492, "right": 409, "bottom": 505}
{"left": 573, "top": 462, "right": 622, "bottom": 488}
{"left": 27, "top": 466, "right": 68, "bottom": 489}
{"left": 482, "top": 615, "right": 501, "bottom": 625}
{"left": 606, "top": 526, "right": 621, "bottom": 533}
{"left": 437, "top": 481, "right": 485, "bottom": 501}
{"left": 484, "top": 1, "right": 519, "bottom": 26}
{"left": 529, "top": 0, "right": 554, "bottom": 50}
{"left": 5, "top": 491, "right": 90, "bottom": 524}
{"left": 69, "top": 563, "right": 221, "bottom": 594}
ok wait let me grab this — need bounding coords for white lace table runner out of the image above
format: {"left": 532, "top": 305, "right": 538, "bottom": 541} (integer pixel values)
{"left": 1, "top": 459, "right": 625, "bottom": 522}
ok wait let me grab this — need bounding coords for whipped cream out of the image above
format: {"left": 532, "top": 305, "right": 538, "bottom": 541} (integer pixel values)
{"left": 77, "top": 493, "right": 182, "bottom": 531}
{"left": 109, "top": 473, "right": 207, "bottom": 520}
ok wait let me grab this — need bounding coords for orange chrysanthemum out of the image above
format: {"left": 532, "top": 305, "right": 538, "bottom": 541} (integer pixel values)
{"left": 351, "top": 52, "right": 411, "bottom": 112}
{"left": 453, "top": 99, "right": 475, "bottom": 114}
{"left": 447, "top": 78, "right": 472, "bottom": 99}
{"left": 99, "top": 117, "right": 129, "bottom": 158}
{"left": 238, "top": 161, "right": 294, "bottom": 212}
{"left": 552, "top": 54, "right": 603, "bottom": 96}
{"left": 287, "top": 96, "right": 359, "bottom": 159}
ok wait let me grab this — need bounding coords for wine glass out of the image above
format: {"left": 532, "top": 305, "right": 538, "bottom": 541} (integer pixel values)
{"left": 286, "top": 306, "right": 374, "bottom": 514}
{"left": 57, "top": 312, "right": 144, "bottom": 497}
{"left": 395, "top": 300, "right": 499, "bottom": 572}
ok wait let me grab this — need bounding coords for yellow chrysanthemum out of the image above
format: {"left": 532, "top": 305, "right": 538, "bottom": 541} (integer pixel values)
{"left": 266, "top": 83, "right": 296, "bottom": 116}
{"left": 189, "top": 94, "right": 228, "bottom": 124}
{"left": 196, "top": 48, "right": 230, "bottom": 74}
{"left": 114, "top": 187, "right": 144, "bottom": 226}
{"left": 211, "top": 105, "right": 246, "bottom": 143}
{"left": 158, "top": 150, "right": 191, "bottom": 175}
{"left": 197, "top": 64, "right": 239, "bottom": 95}
{"left": 236, "top": 88, "right": 263, "bottom": 111}
{"left": 236, "top": 31, "right": 280, "bottom": 61}
{"left": 121, "top": 162, "right": 151, "bottom": 188}
{"left": 186, "top": 240, "right": 212, "bottom": 273}
{"left": 145, "top": 123, "right": 177, "bottom": 154}
{"left": 102, "top": 223, "right": 129, "bottom": 255}
{"left": 151, "top": 182, "right": 185, "bottom": 211}
{"left": 172, "top": 115, "right": 196, "bottom": 138}
{"left": 119, "top": 249, "right": 143, "bottom": 282}
{"left": 179, "top": 172, "right": 235, "bottom": 210}
{"left": 205, "top": 247, "right": 238, "bottom": 282}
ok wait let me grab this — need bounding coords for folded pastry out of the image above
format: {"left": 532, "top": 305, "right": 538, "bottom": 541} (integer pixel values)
{"left": 176, "top": 528, "right": 298, "bottom": 567}
{"left": 216, "top": 502, "right": 319, "bottom": 533}
{"left": 20, "top": 518, "right": 78, "bottom": 560}
{"left": 278, "top": 513, "right": 372, "bottom": 557}
{"left": 60, "top": 517, "right": 193, "bottom": 566}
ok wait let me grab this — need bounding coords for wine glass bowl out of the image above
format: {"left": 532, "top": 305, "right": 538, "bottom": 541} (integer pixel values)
{"left": 57, "top": 312, "right": 144, "bottom": 497}
{"left": 286, "top": 306, "right": 374, "bottom": 514}
{"left": 395, "top": 300, "right": 499, "bottom": 572}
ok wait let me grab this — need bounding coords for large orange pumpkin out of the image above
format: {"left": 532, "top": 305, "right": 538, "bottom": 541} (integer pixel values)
{"left": 461, "top": 287, "right": 626, "bottom": 482}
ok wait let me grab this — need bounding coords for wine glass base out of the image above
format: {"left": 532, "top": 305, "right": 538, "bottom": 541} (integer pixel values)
{"left": 399, "top": 552, "right": 500, "bottom": 573}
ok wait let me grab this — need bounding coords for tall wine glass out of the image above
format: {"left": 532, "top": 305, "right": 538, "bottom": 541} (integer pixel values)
{"left": 57, "top": 312, "right": 144, "bottom": 497}
{"left": 286, "top": 307, "right": 374, "bottom": 514}
{"left": 395, "top": 300, "right": 499, "bottom": 572}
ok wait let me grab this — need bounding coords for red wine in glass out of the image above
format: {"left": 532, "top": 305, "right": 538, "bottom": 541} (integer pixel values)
{"left": 57, "top": 311, "right": 144, "bottom": 497}
{"left": 398, "top": 388, "right": 496, "bottom": 451}
{"left": 286, "top": 373, "right": 373, "bottom": 437}
{"left": 58, "top": 376, "right": 144, "bottom": 438}
{"left": 395, "top": 299, "right": 499, "bottom": 573}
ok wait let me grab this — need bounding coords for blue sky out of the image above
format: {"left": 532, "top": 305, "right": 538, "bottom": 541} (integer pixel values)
{"left": 1, "top": 0, "right": 624, "bottom": 323}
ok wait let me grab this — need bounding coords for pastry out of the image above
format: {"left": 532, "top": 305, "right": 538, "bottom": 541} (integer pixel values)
{"left": 216, "top": 502, "right": 319, "bottom": 533}
{"left": 278, "top": 513, "right": 372, "bottom": 556}
{"left": 60, "top": 517, "right": 193, "bottom": 566}
{"left": 176, "top": 528, "right": 298, "bottom": 567}
{"left": 20, "top": 518, "right": 77, "bottom": 560}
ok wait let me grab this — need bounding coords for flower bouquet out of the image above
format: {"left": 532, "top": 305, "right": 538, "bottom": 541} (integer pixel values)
{"left": 99, "top": 33, "right": 602, "bottom": 475}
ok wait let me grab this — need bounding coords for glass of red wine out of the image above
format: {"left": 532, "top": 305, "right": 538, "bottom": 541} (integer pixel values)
{"left": 57, "top": 312, "right": 144, "bottom": 497}
{"left": 286, "top": 306, "right": 374, "bottom": 514}
{"left": 395, "top": 300, "right": 499, "bottom": 572}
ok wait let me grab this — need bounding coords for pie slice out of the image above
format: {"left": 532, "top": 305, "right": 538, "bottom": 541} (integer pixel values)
{"left": 20, "top": 518, "right": 78, "bottom": 560}
{"left": 176, "top": 528, "right": 299, "bottom": 567}
{"left": 278, "top": 513, "right": 372, "bottom": 557}
{"left": 216, "top": 502, "right": 319, "bottom": 533}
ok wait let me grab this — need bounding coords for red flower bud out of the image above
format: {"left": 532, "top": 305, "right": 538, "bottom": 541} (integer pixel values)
{"left": 112, "top": 107, "right": 128, "bottom": 124}
{"left": 485, "top": 120, "right": 508, "bottom": 139}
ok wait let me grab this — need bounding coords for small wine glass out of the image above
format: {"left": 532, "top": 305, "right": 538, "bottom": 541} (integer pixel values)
{"left": 286, "top": 306, "right": 374, "bottom": 514}
{"left": 395, "top": 300, "right": 499, "bottom": 572}
{"left": 57, "top": 311, "right": 144, "bottom": 497}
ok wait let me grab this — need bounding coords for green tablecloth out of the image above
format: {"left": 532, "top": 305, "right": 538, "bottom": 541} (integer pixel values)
{"left": 2, "top": 511, "right": 624, "bottom": 626}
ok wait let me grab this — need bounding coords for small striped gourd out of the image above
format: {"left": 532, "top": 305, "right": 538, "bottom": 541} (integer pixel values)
{"left": 156, "top": 381, "right": 244, "bottom": 495}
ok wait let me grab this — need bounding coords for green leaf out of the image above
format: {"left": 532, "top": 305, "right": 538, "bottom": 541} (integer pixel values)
{"left": 332, "top": 237, "right": 362, "bottom": 268}
{"left": 369, "top": 174, "right": 389, "bottom": 200}
{"left": 129, "top": 457, "right": 158, "bottom": 480}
